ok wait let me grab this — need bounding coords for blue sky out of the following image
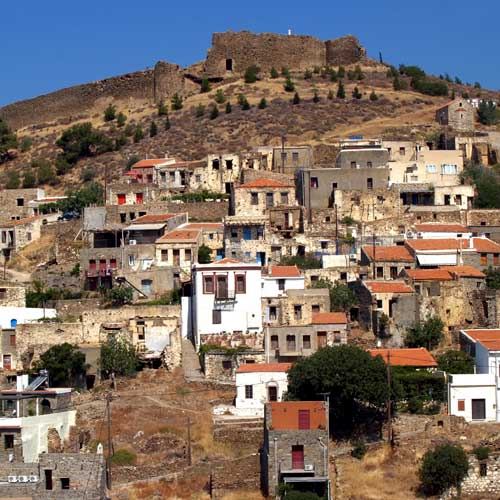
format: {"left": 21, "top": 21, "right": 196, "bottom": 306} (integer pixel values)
{"left": 2, "top": 0, "right": 499, "bottom": 106}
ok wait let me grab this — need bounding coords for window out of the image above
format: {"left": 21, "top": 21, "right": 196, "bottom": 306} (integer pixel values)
{"left": 16, "top": 198, "right": 24, "bottom": 207}
{"left": 135, "top": 192, "right": 144, "bottom": 204}
{"left": 291, "top": 445, "right": 305, "bottom": 469}
{"left": 231, "top": 228, "right": 238, "bottom": 239}
{"left": 45, "top": 470, "right": 53, "bottom": 491}
{"left": 286, "top": 335, "right": 296, "bottom": 351}
{"left": 27, "top": 232, "right": 31, "bottom": 242}
{"left": 245, "top": 385, "right": 253, "bottom": 399}
{"left": 312, "top": 304, "right": 320, "bottom": 313}
{"left": 292, "top": 152, "right": 299, "bottom": 163}
{"left": 4, "top": 434, "right": 14, "bottom": 449}
{"left": 278, "top": 279, "right": 285, "bottom": 291}
{"left": 334, "top": 332, "right": 342, "bottom": 344}
{"left": 222, "top": 360, "right": 232, "bottom": 370}
{"left": 203, "top": 276, "right": 214, "bottom": 294}
{"left": 310, "top": 177, "right": 319, "bottom": 189}
{"left": 350, "top": 161, "right": 357, "bottom": 169}
{"left": 195, "top": 174, "right": 201, "bottom": 183}
{"left": 340, "top": 272, "right": 347, "bottom": 281}
{"left": 266, "top": 192, "right": 274, "bottom": 208}
{"left": 426, "top": 164, "right": 437, "bottom": 173}
{"left": 269, "top": 306, "right": 277, "bottom": 321}
{"left": 310, "top": 275, "right": 318, "bottom": 283}
{"left": 270, "top": 335, "right": 279, "bottom": 349}
{"left": 161, "top": 249, "right": 168, "bottom": 262}
{"left": 110, "top": 258, "right": 117, "bottom": 269}
{"left": 89, "top": 259, "right": 96, "bottom": 271}
{"left": 251, "top": 192, "right": 258, "bottom": 205}
{"left": 281, "top": 152, "right": 287, "bottom": 162}
{"left": 294, "top": 305, "right": 302, "bottom": 320}
{"left": 457, "top": 400, "right": 465, "bottom": 411}
{"left": 303, "top": 335, "right": 311, "bottom": 349}
{"left": 60, "top": 478, "right": 70, "bottom": 490}
{"left": 225, "top": 159, "right": 233, "bottom": 170}
{"left": 298, "top": 410, "right": 310, "bottom": 430}
{"left": 480, "top": 463, "right": 487, "bottom": 477}
{"left": 117, "top": 194, "right": 126, "bottom": 205}
{"left": 212, "top": 309, "right": 221, "bottom": 324}
{"left": 494, "top": 254, "right": 499, "bottom": 265}
{"left": 367, "top": 161, "right": 372, "bottom": 168}
{"left": 128, "top": 255, "right": 136, "bottom": 267}
{"left": 136, "top": 320, "right": 145, "bottom": 340}
{"left": 280, "top": 192, "right": 289, "bottom": 204}
{"left": 236, "top": 275, "right": 246, "bottom": 293}
{"left": 185, "top": 249, "right": 192, "bottom": 262}
{"left": 480, "top": 253, "right": 487, "bottom": 266}
{"left": 321, "top": 241, "right": 328, "bottom": 250}
{"left": 212, "top": 159, "right": 220, "bottom": 170}
{"left": 399, "top": 147, "right": 406, "bottom": 156}
{"left": 376, "top": 266, "right": 384, "bottom": 278}
{"left": 367, "top": 177, "right": 373, "bottom": 190}
{"left": 226, "top": 58, "right": 233, "bottom": 71}
{"left": 441, "top": 164, "right": 458, "bottom": 175}
{"left": 9, "top": 334, "right": 15, "bottom": 347}
{"left": 376, "top": 299, "right": 383, "bottom": 309}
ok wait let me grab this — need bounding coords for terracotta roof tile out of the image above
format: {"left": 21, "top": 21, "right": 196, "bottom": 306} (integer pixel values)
{"left": 132, "top": 214, "right": 177, "bottom": 224}
{"left": 461, "top": 329, "right": 500, "bottom": 342}
{"left": 441, "top": 265, "right": 485, "bottom": 278}
{"left": 237, "top": 178, "right": 294, "bottom": 189}
{"left": 236, "top": 363, "right": 292, "bottom": 374}
{"left": 363, "top": 245, "right": 414, "bottom": 262}
{"left": 132, "top": 159, "right": 166, "bottom": 168}
{"left": 405, "top": 239, "right": 468, "bottom": 251}
{"left": 156, "top": 229, "right": 200, "bottom": 243}
{"left": 415, "top": 223, "right": 468, "bottom": 233}
{"left": 268, "top": 265, "right": 302, "bottom": 278}
{"left": 269, "top": 401, "right": 327, "bottom": 431}
{"left": 312, "top": 312, "right": 347, "bottom": 324}
{"left": 368, "top": 348, "right": 437, "bottom": 367}
{"left": 364, "top": 281, "right": 414, "bottom": 294}
{"left": 472, "top": 237, "right": 500, "bottom": 253}
{"left": 405, "top": 269, "right": 453, "bottom": 281}
{"left": 184, "top": 223, "right": 223, "bottom": 231}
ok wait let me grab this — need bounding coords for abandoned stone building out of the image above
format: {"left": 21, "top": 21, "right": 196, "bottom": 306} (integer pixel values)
{"left": 0, "top": 189, "right": 46, "bottom": 222}
{"left": 271, "top": 146, "right": 313, "bottom": 174}
{"left": 0, "top": 217, "right": 43, "bottom": 263}
{"left": 261, "top": 401, "right": 330, "bottom": 498}
{"left": 436, "top": 98, "right": 475, "bottom": 132}
{"left": 360, "top": 245, "right": 415, "bottom": 280}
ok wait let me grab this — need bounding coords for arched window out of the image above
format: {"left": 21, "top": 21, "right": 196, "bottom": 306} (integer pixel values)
{"left": 40, "top": 399, "right": 52, "bottom": 415}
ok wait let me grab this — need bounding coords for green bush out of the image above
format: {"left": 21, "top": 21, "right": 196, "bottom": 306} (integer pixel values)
{"left": 284, "top": 76, "right": 295, "bottom": 92}
{"left": 107, "top": 287, "right": 133, "bottom": 306}
{"left": 270, "top": 67, "right": 279, "bottom": 79}
{"left": 337, "top": 66, "right": 345, "bottom": 78}
{"left": 292, "top": 92, "right": 300, "bottom": 105}
{"left": 214, "top": 89, "right": 226, "bottom": 104}
{"left": 405, "top": 316, "right": 444, "bottom": 350}
{"left": 337, "top": 81, "right": 346, "bottom": 98}
{"left": 81, "top": 166, "right": 96, "bottom": 182}
{"left": 407, "top": 396, "right": 424, "bottom": 414}
{"left": 419, "top": 443, "right": 468, "bottom": 496}
{"left": 133, "top": 125, "right": 144, "bottom": 143}
{"left": 5, "top": 171, "right": 20, "bottom": 189}
{"left": 209, "top": 105, "right": 219, "bottom": 120}
{"left": 473, "top": 446, "right": 490, "bottom": 461}
{"left": 100, "top": 335, "right": 139, "bottom": 377}
{"left": 170, "top": 190, "right": 228, "bottom": 203}
{"left": 111, "top": 449, "right": 137, "bottom": 466}
{"left": 171, "top": 93, "right": 183, "bottom": 111}
{"left": 244, "top": 65, "right": 260, "bottom": 84}
{"left": 104, "top": 104, "right": 116, "bottom": 122}
{"left": 258, "top": 98, "right": 267, "bottom": 109}
{"left": 34, "top": 159, "right": 57, "bottom": 185}
{"left": 198, "top": 244, "right": 212, "bottom": 264}
{"left": 195, "top": 104, "right": 205, "bottom": 118}
{"left": 22, "top": 170, "right": 36, "bottom": 188}
{"left": 399, "top": 64, "right": 426, "bottom": 80}
{"left": 351, "top": 440, "right": 367, "bottom": 459}
{"left": 369, "top": 91, "right": 379, "bottom": 101}
{"left": 478, "top": 101, "right": 499, "bottom": 125}
{"left": 412, "top": 78, "right": 448, "bottom": 96}
{"left": 20, "top": 137, "right": 33, "bottom": 152}
{"left": 312, "top": 90, "right": 320, "bottom": 103}
{"left": 200, "top": 78, "right": 211, "bottom": 93}
{"left": 352, "top": 87, "right": 362, "bottom": 99}
{"left": 225, "top": 102, "right": 232, "bottom": 114}
{"left": 116, "top": 112, "right": 126, "bottom": 127}
{"left": 0, "top": 119, "right": 18, "bottom": 161}
{"left": 304, "top": 69, "right": 313, "bottom": 80}
{"left": 437, "top": 350, "right": 474, "bottom": 374}
{"left": 158, "top": 100, "right": 168, "bottom": 116}
{"left": 280, "top": 253, "right": 321, "bottom": 270}
{"left": 149, "top": 121, "right": 158, "bottom": 137}
{"left": 392, "top": 367, "right": 446, "bottom": 403}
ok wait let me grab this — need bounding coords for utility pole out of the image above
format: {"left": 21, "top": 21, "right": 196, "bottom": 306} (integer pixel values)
{"left": 386, "top": 351, "right": 393, "bottom": 446}
{"left": 106, "top": 393, "right": 113, "bottom": 490}
{"left": 187, "top": 417, "right": 192, "bottom": 466}
{"left": 104, "top": 163, "right": 108, "bottom": 206}
{"left": 318, "top": 392, "right": 330, "bottom": 438}
{"left": 335, "top": 204, "right": 339, "bottom": 255}
{"left": 281, "top": 135, "right": 286, "bottom": 173}
{"left": 372, "top": 231, "right": 376, "bottom": 279}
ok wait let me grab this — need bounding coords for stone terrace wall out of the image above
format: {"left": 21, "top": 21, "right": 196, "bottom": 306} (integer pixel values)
{"left": 325, "top": 35, "right": 366, "bottom": 66}
{"left": 204, "top": 31, "right": 326, "bottom": 76}
{"left": 211, "top": 453, "right": 260, "bottom": 499}
{"left": 0, "top": 62, "right": 184, "bottom": 129}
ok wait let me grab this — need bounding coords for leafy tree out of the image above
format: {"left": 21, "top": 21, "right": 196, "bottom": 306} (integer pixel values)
{"left": 312, "top": 279, "right": 357, "bottom": 312}
{"left": 198, "top": 244, "right": 212, "bottom": 264}
{"left": 126, "top": 155, "right": 140, "bottom": 171}
{"left": 57, "top": 182, "right": 104, "bottom": 213}
{"left": 22, "top": 169, "right": 36, "bottom": 188}
{"left": 405, "top": 316, "right": 444, "bottom": 350}
{"left": 34, "top": 343, "right": 87, "bottom": 387}
{"left": 5, "top": 171, "right": 20, "bottom": 189}
{"left": 327, "top": 90, "right": 334, "bottom": 100}
{"left": 451, "top": 89, "right": 456, "bottom": 100}
{"left": 171, "top": 93, "right": 183, "bottom": 111}
{"left": 336, "top": 81, "right": 345, "bottom": 99}
{"left": 399, "top": 64, "right": 426, "bottom": 80}
{"left": 225, "top": 101, "right": 232, "bottom": 114}
{"left": 270, "top": 67, "right": 279, "bottom": 79}
{"left": 104, "top": 104, "right": 116, "bottom": 122}
{"left": 284, "top": 76, "right": 295, "bottom": 92}
{"left": 287, "top": 345, "right": 389, "bottom": 435}
{"left": 437, "top": 350, "right": 474, "bottom": 374}
{"left": 214, "top": 89, "right": 226, "bottom": 104}
{"left": 412, "top": 78, "right": 448, "bottom": 96}
{"left": 195, "top": 104, "right": 205, "bottom": 118}
{"left": 337, "top": 66, "right": 345, "bottom": 78}
{"left": 478, "top": 101, "right": 499, "bottom": 125}
{"left": 461, "top": 163, "right": 500, "bottom": 208}
{"left": 304, "top": 69, "right": 313, "bottom": 80}
{"left": 455, "top": 76, "right": 462, "bottom": 85}
{"left": 56, "top": 123, "right": 113, "bottom": 165}
{"left": 312, "top": 90, "right": 320, "bottom": 103}
{"left": 35, "top": 159, "right": 56, "bottom": 185}
{"left": 149, "top": 121, "right": 158, "bottom": 137}
{"left": 486, "top": 266, "right": 500, "bottom": 289}
{"left": 107, "top": 286, "right": 133, "bottom": 306}
{"left": 133, "top": 125, "right": 144, "bottom": 143}
{"left": 158, "top": 100, "right": 168, "bottom": 116}
{"left": 258, "top": 98, "right": 267, "bottom": 109}
{"left": 100, "top": 335, "right": 139, "bottom": 378}
{"left": 200, "top": 78, "right": 211, "bottom": 93}
{"left": 280, "top": 253, "right": 320, "bottom": 269}
{"left": 244, "top": 65, "right": 260, "bottom": 84}
{"left": 419, "top": 443, "right": 469, "bottom": 496}
{"left": 352, "top": 86, "right": 362, "bottom": 99}
{"left": 0, "top": 119, "right": 18, "bottom": 161}
{"left": 369, "top": 90, "right": 379, "bottom": 101}
{"left": 209, "top": 105, "right": 219, "bottom": 120}
{"left": 116, "top": 112, "right": 127, "bottom": 127}
{"left": 292, "top": 92, "right": 301, "bottom": 105}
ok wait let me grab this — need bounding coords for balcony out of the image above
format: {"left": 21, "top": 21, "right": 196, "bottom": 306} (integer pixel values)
{"left": 215, "top": 288, "right": 236, "bottom": 301}
{"left": 279, "top": 463, "right": 315, "bottom": 474}
{"left": 86, "top": 268, "right": 115, "bottom": 278}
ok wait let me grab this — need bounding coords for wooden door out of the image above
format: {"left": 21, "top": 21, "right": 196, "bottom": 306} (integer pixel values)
{"left": 471, "top": 399, "right": 486, "bottom": 420}
{"left": 317, "top": 332, "right": 327, "bottom": 348}
{"left": 268, "top": 386, "right": 278, "bottom": 402}
{"left": 291, "top": 445, "right": 304, "bottom": 470}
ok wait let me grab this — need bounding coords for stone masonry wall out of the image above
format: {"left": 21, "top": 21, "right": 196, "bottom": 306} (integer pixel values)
{"left": 325, "top": 35, "right": 366, "bottom": 65}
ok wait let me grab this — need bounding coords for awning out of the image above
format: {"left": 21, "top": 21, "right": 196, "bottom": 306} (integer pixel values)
{"left": 417, "top": 254, "right": 457, "bottom": 266}
{"left": 125, "top": 223, "right": 166, "bottom": 231}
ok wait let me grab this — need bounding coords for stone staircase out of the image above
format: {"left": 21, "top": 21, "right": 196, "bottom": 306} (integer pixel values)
{"left": 181, "top": 338, "right": 205, "bottom": 382}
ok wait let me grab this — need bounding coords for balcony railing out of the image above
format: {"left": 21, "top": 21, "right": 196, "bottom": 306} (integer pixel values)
{"left": 86, "top": 268, "right": 115, "bottom": 278}
{"left": 215, "top": 288, "right": 236, "bottom": 300}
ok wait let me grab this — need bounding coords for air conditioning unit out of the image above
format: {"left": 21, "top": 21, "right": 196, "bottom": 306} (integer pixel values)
{"left": 29, "top": 475, "right": 38, "bottom": 482}
{"left": 18, "top": 475, "right": 29, "bottom": 483}
{"left": 129, "top": 239, "right": 137, "bottom": 245}
{"left": 304, "top": 464, "right": 314, "bottom": 471}
{"left": 7, "top": 476, "right": 17, "bottom": 483}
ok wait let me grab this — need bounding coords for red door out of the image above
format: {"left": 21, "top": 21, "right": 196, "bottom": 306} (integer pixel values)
{"left": 136, "top": 192, "right": 144, "bottom": 204}
{"left": 117, "top": 194, "right": 126, "bottom": 205}
{"left": 291, "top": 445, "right": 304, "bottom": 470}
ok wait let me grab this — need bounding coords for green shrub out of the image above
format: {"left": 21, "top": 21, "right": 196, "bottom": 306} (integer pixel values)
{"left": 392, "top": 367, "right": 445, "bottom": 403}
{"left": 369, "top": 91, "right": 378, "bottom": 101}
{"left": 258, "top": 98, "right": 267, "bottom": 109}
{"left": 22, "top": 170, "right": 36, "bottom": 188}
{"left": 337, "top": 81, "right": 345, "bottom": 99}
{"left": 158, "top": 100, "right": 168, "bottom": 116}
{"left": 34, "top": 159, "right": 56, "bottom": 185}
{"left": 195, "top": 104, "right": 205, "bottom": 118}
{"left": 405, "top": 316, "right": 444, "bottom": 350}
{"left": 312, "top": 90, "right": 320, "bottom": 103}
{"left": 171, "top": 93, "right": 183, "bottom": 110}
{"left": 327, "top": 90, "right": 334, "bottom": 100}
{"left": 81, "top": 166, "right": 96, "bottom": 182}
{"left": 337, "top": 66, "right": 345, "bottom": 78}
{"left": 209, "top": 105, "right": 219, "bottom": 120}
{"left": 0, "top": 119, "right": 18, "bottom": 161}
{"left": 407, "top": 396, "right": 424, "bottom": 414}
{"left": 198, "top": 244, "right": 212, "bottom": 264}
{"left": 116, "top": 112, "right": 127, "bottom": 127}
{"left": 304, "top": 69, "right": 313, "bottom": 80}
{"left": 292, "top": 92, "right": 300, "bottom": 105}
{"left": 5, "top": 171, "right": 20, "bottom": 189}
{"left": 149, "top": 121, "right": 158, "bottom": 137}
{"left": 244, "top": 65, "right": 260, "bottom": 84}
{"left": 270, "top": 67, "right": 279, "bottom": 79}
{"left": 473, "top": 446, "right": 490, "bottom": 461}
{"left": 133, "top": 125, "right": 144, "bottom": 143}
{"left": 104, "top": 104, "right": 116, "bottom": 122}
{"left": 352, "top": 87, "right": 362, "bottom": 99}
{"left": 107, "top": 287, "right": 133, "bottom": 306}
{"left": 200, "top": 78, "right": 211, "bottom": 93}
{"left": 214, "top": 89, "right": 226, "bottom": 104}
{"left": 284, "top": 76, "right": 295, "bottom": 92}
{"left": 225, "top": 102, "right": 232, "bottom": 114}
{"left": 351, "top": 440, "right": 367, "bottom": 459}
{"left": 20, "top": 137, "right": 33, "bottom": 152}
{"left": 111, "top": 449, "right": 137, "bottom": 466}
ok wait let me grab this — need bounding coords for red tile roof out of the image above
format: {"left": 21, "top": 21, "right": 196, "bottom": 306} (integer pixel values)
{"left": 364, "top": 281, "right": 414, "bottom": 294}
{"left": 368, "top": 348, "right": 437, "bottom": 367}
{"left": 405, "top": 239, "right": 468, "bottom": 251}
{"left": 236, "top": 363, "right": 292, "bottom": 374}
{"left": 132, "top": 159, "right": 166, "bottom": 168}
{"left": 415, "top": 223, "right": 468, "bottom": 233}
{"left": 441, "top": 265, "right": 485, "bottom": 278}
{"left": 312, "top": 312, "right": 347, "bottom": 324}
{"left": 184, "top": 223, "right": 223, "bottom": 231}
{"left": 237, "top": 178, "right": 294, "bottom": 189}
{"left": 405, "top": 269, "right": 453, "bottom": 281}
{"left": 461, "top": 329, "right": 500, "bottom": 352}
{"left": 363, "top": 245, "right": 414, "bottom": 262}
{"left": 156, "top": 229, "right": 200, "bottom": 243}
{"left": 472, "top": 237, "right": 500, "bottom": 253}
{"left": 269, "top": 401, "right": 327, "bottom": 431}
{"left": 132, "top": 214, "right": 176, "bottom": 224}
{"left": 268, "top": 265, "right": 302, "bottom": 278}
{"left": 215, "top": 258, "right": 243, "bottom": 265}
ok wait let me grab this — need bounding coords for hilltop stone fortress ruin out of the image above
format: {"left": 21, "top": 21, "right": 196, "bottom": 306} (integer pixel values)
{"left": 0, "top": 31, "right": 365, "bottom": 129}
